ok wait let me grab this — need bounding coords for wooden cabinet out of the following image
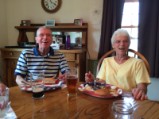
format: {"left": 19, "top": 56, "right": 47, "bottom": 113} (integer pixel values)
{"left": 0, "top": 49, "right": 20, "bottom": 87}
{"left": 15, "top": 23, "right": 88, "bottom": 48}
{"left": 0, "top": 48, "right": 86, "bottom": 87}
{"left": 0, "top": 23, "right": 88, "bottom": 87}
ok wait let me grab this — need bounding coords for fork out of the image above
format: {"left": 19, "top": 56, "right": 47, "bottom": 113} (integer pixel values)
{"left": 93, "top": 75, "right": 99, "bottom": 90}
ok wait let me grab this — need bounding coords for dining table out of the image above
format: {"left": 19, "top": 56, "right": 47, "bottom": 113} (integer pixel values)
{"left": 9, "top": 84, "right": 159, "bottom": 119}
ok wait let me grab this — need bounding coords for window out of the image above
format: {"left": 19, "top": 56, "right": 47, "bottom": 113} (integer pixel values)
{"left": 121, "top": 0, "right": 139, "bottom": 51}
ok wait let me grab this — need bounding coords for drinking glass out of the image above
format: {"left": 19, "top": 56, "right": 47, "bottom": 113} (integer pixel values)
{"left": 66, "top": 68, "right": 78, "bottom": 96}
{"left": 112, "top": 100, "right": 134, "bottom": 119}
{"left": 31, "top": 73, "right": 45, "bottom": 99}
{"left": 0, "top": 88, "right": 9, "bottom": 118}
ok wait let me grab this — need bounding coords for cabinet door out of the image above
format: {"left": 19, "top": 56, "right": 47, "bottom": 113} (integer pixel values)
{"left": 5, "top": 59, "right": 17, "bottom": 87}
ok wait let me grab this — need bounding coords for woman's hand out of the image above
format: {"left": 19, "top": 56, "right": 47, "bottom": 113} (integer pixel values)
{"left": 85, "top": 71, "right": 94, "bottom": 82}
{"left": 132, "top": 83, "right": 148, "bottom": 100}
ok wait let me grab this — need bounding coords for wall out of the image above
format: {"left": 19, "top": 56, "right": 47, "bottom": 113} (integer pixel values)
{"left": 0, "top": 0, "right": 7, "bottom": 79}
{"left": 147, "top": 78, "right": 159, "bottom": 101}
{"left": 0, "top": 0, "right": 103, "bottom": 59}
{"left": 0, "top": 0, "right": 7, "bottom": 47}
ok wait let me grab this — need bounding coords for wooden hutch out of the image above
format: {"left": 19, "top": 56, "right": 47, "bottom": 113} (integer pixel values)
{"left": 0, "top": 23, "right": 88, "bottom": 87}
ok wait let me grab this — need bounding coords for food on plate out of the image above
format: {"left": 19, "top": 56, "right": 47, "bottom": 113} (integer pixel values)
{"left": 78, "top": 82, "right": 121, "bottom": 97}
{"left": 94, "top": 88, "right": 110, "bottom": 96}
{"left": 44, "top": 77, "right": 56, "bottom": 84}
{"left": 84, "top": 84, "right": 94, "bottom": 91}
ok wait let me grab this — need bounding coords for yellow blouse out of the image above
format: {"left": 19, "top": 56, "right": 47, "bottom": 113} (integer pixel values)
{"left": 97, "top": 57, "right": 151, "bottom": 91}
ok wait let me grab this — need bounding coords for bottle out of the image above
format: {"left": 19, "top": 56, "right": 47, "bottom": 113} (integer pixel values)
{"left": 66, "top": 35, "right": 71, "bottom": 49}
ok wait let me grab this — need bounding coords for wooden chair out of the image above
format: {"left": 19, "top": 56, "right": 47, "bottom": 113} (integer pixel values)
{"left": 96, "top": 49, "right": 150, "bottom": 75}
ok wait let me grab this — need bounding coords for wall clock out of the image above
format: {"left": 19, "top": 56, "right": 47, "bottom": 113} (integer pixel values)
{"left": 41, "top": 0, "right": 62, "bottom": 13}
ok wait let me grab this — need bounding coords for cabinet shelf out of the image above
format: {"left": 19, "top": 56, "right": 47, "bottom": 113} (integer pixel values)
{"left": 15, "top": 23, "right": 88, "bottom": 31}
{"left": 15, "top": 23, "right": 88, "bottom": 48}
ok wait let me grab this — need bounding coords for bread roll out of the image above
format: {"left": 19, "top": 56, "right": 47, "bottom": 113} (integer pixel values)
{"left": 94, "top": 88, "right": 110, "bottom": 96}
{"left": 84, "top": 84, "right": 93, "bottom": 91}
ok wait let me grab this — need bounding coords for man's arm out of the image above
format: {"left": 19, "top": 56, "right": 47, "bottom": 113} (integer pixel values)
{"left": 16, "top": 75, "right": 29, "bottom": 86}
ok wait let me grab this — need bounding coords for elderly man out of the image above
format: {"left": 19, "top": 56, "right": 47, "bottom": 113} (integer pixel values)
{"left": 15, "top": 26, "right": 69, "bottom": 86}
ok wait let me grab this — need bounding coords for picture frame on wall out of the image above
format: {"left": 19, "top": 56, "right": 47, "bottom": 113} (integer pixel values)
{"left": 45, "top": 20, "right": 55, "bottom": 26}
{"left": 74, "top": 19, "right": 83, "bottom": 26}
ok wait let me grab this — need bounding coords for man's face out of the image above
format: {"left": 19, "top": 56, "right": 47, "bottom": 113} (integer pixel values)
{"left": 35, "top": 28, "right": 52, "bottom": 49}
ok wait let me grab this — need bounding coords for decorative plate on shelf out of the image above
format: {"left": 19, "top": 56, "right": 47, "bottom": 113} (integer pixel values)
{"left": 78, "top": 82, "right": 122, "bottom": 99}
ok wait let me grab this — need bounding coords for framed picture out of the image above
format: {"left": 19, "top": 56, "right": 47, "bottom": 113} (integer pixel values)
{"left": 74, "top": 19, "right": 83, "bottom": 26}
{"left": 21, "top": 20, "right": 31, "bottom": 26}
{"left": 45, "top": 20, "right": 55, "bottom": 26}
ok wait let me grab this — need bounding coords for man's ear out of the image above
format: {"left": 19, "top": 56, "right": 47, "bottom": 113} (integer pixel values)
{"left": 35, "top": 37, "right": 38, "bottom": 43}
{"left": 112, "top": 44, "right": 114, "bottom": 48}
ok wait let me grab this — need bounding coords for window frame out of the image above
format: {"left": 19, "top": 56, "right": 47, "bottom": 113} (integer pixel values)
{"left": 121, "top": 0, "right": 139, "bottom": 50}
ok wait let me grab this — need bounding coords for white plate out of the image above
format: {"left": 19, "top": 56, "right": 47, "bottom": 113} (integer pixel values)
{"left": 20, "top": 81, "right": 63, "bottom": 92}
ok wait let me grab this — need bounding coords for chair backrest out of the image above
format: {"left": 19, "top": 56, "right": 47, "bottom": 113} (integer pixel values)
{"left": 96, "top": 49, "right": 150, "bottom": 75}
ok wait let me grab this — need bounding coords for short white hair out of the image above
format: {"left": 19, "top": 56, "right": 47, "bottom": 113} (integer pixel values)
{"left": 111, "top": 28, "right": 131, "bottom": 45}
{"left": 36, "top": 26, "right": 52, "bottom": 36}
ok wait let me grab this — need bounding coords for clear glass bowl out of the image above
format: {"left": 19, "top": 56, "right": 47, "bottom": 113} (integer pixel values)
{"left": 112, "top": 100, "right": 134, "bottom": 119}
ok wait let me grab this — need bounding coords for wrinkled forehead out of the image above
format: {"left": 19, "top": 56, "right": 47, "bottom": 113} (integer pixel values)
{"left": 115, "top": 34, "right": 129, "bottom": 40}
{"left": 36, "top": 27, "right": 52, "bottom": 36}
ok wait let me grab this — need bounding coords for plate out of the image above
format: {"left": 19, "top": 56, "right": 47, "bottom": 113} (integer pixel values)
{"left": 78, "top": 83, "right": 122, "bottom": 99}
{"left": 20, "top": 81, "right": 63, "bottom": 92}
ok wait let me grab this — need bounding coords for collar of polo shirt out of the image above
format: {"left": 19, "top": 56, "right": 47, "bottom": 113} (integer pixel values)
{"left": 33, "top": 45, "right": 54, "bottom": 56}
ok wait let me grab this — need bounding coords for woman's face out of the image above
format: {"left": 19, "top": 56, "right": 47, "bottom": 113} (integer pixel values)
{"left": 35, "top": 28, "right": 52, "bottom": 50}
{"left": 112, "top": 35, "right": 129, "bottom": 56}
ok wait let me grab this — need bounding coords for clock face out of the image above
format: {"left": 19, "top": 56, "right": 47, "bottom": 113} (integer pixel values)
{"left": 41, "top": 0, "right": 62, "bottom": 13}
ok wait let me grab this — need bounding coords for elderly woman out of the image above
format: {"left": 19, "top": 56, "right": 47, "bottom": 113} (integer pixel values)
{"left": 85, "top": 28, "right": 150, "bottom": 100}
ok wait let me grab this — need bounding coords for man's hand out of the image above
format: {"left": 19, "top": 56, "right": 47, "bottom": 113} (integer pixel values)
{"left": 58, "top": 74, "right": 66, "bottom": 84}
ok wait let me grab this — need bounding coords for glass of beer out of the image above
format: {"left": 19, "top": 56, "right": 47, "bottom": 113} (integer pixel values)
{"left": 31, "top": 73, "right": 45, "bottom": 99}
{"left": 66, "top": 68, "right": 78, "bottom": 96}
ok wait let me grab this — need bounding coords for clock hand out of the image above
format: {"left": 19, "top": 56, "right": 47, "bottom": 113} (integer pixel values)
{"left": 49, "top": 0, "right": 57, "bottom": 8}
{"left": 50, "top": 0, "right": 53, "bottom": 3}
